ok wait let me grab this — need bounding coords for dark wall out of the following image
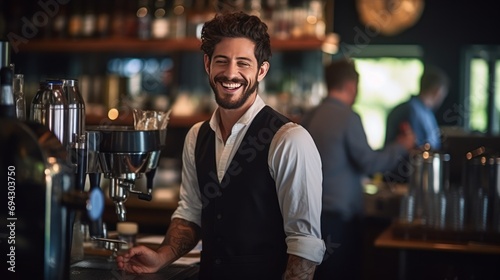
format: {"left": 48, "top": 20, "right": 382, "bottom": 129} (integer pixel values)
{"left": 332, "top": 0, "right": 500, "bottom": 127}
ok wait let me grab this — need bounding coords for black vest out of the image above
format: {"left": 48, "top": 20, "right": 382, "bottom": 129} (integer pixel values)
{"left": 195, "top": 106, "right": 290, "bottom": 280}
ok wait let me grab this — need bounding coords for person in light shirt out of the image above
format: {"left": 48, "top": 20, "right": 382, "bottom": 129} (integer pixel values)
{"left": 117, "top": 11, "right": 325, "bottom": 280}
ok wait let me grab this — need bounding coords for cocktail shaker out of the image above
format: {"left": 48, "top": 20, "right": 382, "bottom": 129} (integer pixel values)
{"left": 30, "top": 80, "right": 69, "bottom": 149}
{"left": 62, "top": 78, "right": 85, "bottom": 146}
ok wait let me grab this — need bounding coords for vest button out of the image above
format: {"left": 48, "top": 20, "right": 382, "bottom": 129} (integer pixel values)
{"left": 216, "top": 213, "right": 222, "bottom": 220}
{"left": 215, "top": 258, "right": 222, "bottom": 265}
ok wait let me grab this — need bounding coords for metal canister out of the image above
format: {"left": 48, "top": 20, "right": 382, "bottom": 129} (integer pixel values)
{"left": 408, "top": 146, "right": 451, "bottom": 228}
{"left": 465, "top": 152, "right": 498, "bottom": 232}
{"left": 30, "top": 80, "right": 69, "bottom": 148}
{"left": 61, "top": 78, "right": 85, "bottom": 146}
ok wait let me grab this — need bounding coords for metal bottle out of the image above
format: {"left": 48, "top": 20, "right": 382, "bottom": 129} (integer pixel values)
{"left": 30, "top": 80, "right": 69, "bottom": 148}
{"left": 61, "top": 78, "right": 85, "bottom": 147}
{"left": 0, "top": 40, "right": 11, "bottom": 67}
{"left": 0, "top": 66, "right": 15, "bottom": 118}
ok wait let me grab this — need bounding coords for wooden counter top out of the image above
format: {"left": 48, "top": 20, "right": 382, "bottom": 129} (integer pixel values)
{"left": 375, "top": 222, "right": 500, "bottom": 255}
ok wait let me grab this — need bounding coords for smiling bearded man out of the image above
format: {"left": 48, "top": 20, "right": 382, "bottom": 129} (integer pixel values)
{"left": 117, "top": 12, "right": 326, "bottom": 280}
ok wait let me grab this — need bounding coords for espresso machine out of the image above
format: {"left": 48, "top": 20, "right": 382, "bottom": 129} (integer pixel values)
{"left": 86, "top": 125, "right": 167, "bottom": 222}
{"left": 1, "top": 40, "right": 169, "bottom": 278}
{"left": 29, "top": 77, "right": 169, "bottom": 238}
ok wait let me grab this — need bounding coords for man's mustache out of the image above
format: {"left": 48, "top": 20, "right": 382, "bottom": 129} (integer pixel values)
{"left": 214, "top": 76, "right": 247, "bottom": 85}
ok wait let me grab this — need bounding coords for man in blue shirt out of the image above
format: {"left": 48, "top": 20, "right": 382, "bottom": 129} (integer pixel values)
{"left": 385, "top": 65, "right": 449, "bottom": 151}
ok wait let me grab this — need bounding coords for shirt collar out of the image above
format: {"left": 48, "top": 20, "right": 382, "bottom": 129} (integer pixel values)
{"left": 208, "top": 94, "right": 266, "bottom": 132}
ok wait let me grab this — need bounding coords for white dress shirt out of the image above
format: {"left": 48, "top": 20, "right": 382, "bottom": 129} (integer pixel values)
{"left": 172, "top": 95, "right": 326, "bottom": 264}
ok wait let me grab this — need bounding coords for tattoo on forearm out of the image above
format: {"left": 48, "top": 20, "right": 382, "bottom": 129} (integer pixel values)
{"left": 162, "top": 218, "right": 201, "bottom": 258}
{"left": 283, "top": 255, "right": 317, "bottom": 280}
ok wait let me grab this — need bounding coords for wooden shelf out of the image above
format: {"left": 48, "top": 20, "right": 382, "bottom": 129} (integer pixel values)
{"left": 18, "top": 37, "right": 325, "bottom": 53}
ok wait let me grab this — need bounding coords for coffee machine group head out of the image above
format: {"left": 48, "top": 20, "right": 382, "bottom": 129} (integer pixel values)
{"left": 87, "top": 124, "right": 167, "bottom": 221}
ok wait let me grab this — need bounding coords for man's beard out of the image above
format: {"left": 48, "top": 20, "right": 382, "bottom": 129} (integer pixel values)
{"left": 210, "top": 75, "right": 259, "bottom": 110}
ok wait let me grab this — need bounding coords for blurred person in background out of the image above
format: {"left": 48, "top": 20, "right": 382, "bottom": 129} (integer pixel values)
{"left": 384, "top": 64, "right": 449, "bottom": 183}
{"left": 385, "top": 64, "right": 449, "bottom": 151}
{"left": 301, "top": 58, "right": 415, "bottom": 280}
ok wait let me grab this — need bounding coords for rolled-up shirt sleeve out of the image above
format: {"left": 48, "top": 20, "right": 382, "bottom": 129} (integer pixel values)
{"left": 171, "top": 122, "right": 203, "bottom": 227}
{"left": 269, "top": 122, "right": 326, "bottom": 264}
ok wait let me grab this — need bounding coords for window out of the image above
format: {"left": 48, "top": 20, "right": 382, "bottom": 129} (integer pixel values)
{"left": 351, "top": 46, "right": 423, "bottom": 150}
{"left": 469, "top": 58, "right": 488, "bottom": 133}
{"left": 465, "top": 46, "right": 500, "bottom": 135}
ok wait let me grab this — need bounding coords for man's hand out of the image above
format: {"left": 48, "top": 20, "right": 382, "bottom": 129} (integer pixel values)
{"left": 116, "top": 245, "right": 168, "bottom": 274}
{"left": 396, "top": 121, "right": 416, "bottom": 151}
{"left": 116, "top": 218, "right": 201, "bottom": 274}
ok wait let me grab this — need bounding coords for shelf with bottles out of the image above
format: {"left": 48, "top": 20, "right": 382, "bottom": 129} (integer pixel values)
{"left": 3, "top": 0, "right": 332, "bottom": 54}
{"left": 16, "top": 36, "right": 326, "bottom": 53}
{"left": 5, "top": 0, "right": 332, "bottom": 129}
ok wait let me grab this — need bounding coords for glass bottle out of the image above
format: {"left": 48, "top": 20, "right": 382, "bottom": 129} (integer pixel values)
{"left": 68, "top": 0, "right": 84, "bottom": 39}
{"left": 151, "top": 0, "right": 169, "bottom": 39}
{"left": 82, "top": 1, "right": 97, "bottom": 38}
{"left": 0, "top": 66, "right": 15, "bottom": 118}
{"left": 171, "top": 0, "right": 187, "bottom": 39}
{"left": 13, "top": 73, "right": 25, "bottom": 120}
{"left": 96, "top": 1, "right": 111, "bottom": 38}
{"left": 137, "top": 0, "right": 152, "bottom": 40}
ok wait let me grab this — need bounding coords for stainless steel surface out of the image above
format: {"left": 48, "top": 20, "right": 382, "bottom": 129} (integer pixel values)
{"left": 98, "top": 151, "right": 161, "bottom": 175}
{"left": 30, "top": 80, "right": 69, "bottom": 148}
{"left": 0, "top": 40, "right": 10, "bottom": 67}
{"left": 0, "top": 67, "right": 14, "bottom": 117}
{"left": 62, "top": 78, "right": 85, "bottom": 145}
{"left": 85, "top": 126, "right": 166, "bottom": 221}
{"left": 404, "top": 147, "right": 450, "bottom": 228}
{"left": 91, "top": 237, "right": 127, "bottom": 258}
{"left": 109, "top": 177, "right": 130, "bottom": 221}
{"left": 91, "top": 237, "right": 127, "bottom": 245}
{"left": 87, "top": 125, "right": 167, "bottom": 153}
{"left": 465, "top": 153, "right": 500, "bottom": 232}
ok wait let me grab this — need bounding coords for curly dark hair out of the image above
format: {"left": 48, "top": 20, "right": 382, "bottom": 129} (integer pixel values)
{"left": 200, "top": 11, "right": 272, "bottom": 66}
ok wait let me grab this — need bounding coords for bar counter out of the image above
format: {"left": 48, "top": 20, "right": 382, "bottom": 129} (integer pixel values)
{"left": 375, "top": 222, "right": 500, "bottom": 279}
{"left": 69, "top": 239, "right": 200, "bottom": 280}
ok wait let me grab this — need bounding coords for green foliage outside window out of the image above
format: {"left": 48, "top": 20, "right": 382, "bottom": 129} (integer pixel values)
{"left": 469, "top": 59, "right": 488, "bottom": 133}
{"left": 352, "top": 58, "right": 423, "bottom": 150}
